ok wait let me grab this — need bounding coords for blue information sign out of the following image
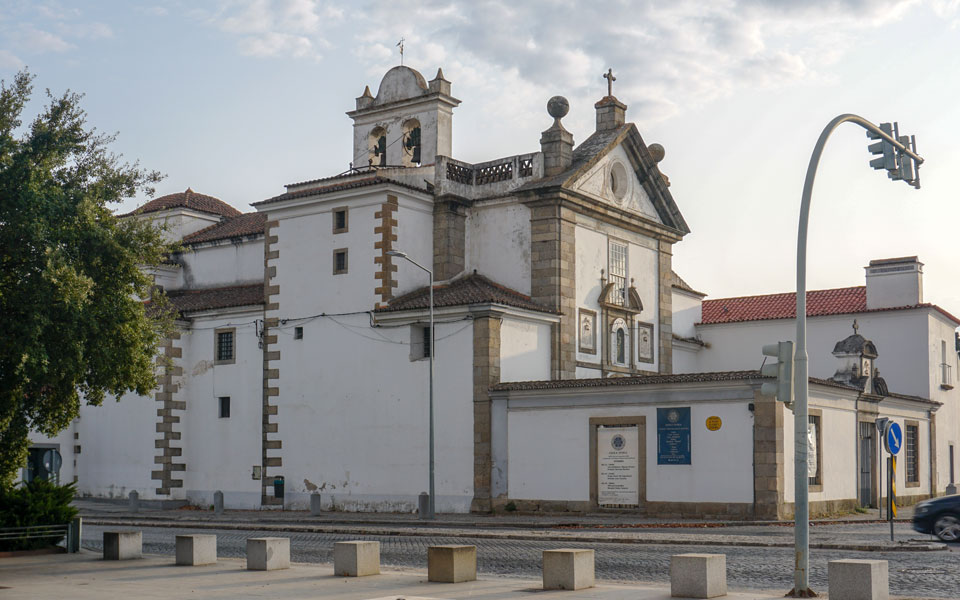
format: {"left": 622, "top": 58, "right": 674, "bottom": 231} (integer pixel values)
{"left": 885, "top": 422, "right": 903, "bottom": 455}
{"left": 657, "top": 407, "right": 691, "bottom": 465}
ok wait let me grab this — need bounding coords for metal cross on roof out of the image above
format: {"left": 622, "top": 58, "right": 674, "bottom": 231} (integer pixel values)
{"left": 603, "top": 68, "right": 616, "bottom": 97}
{"left": 852, "top": 319, "right": 859, "bottom": 335}
{"left": 397, "top": 38, "right": 405, "bottom": 65}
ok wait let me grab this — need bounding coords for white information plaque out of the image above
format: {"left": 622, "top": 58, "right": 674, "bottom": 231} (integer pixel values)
{"left": 597, "top": 425, "right": 639, "bottom": 507}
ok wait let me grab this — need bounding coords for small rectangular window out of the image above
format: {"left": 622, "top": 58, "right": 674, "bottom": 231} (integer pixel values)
{"left": 905, "top": 423, "right": 919, "bottom": 483}
{"left": 219, "top": 396, "right": 230, "bottom": 419}
{"left": 410, "top": 324, "right": 431, "bottom": 361}
{"left": 215, "top": 329, "right": 235, "bottom": 364}
{"left": 332, "top": 207, "right": 348, "bottom": 233}
{"left": 294, "top": 326, "right": 303, "bottom": 340}
{"left": 333, "top": 248, "right": 348, "bottom": 274}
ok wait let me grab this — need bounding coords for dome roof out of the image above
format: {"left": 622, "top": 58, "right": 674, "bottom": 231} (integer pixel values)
{"left": 129, "top": 188, "right": 241, "bottom": 218}
{"left": 374, "top": 66, "right": 428, "bottom": 105}
{"left": 832, "top": 334, "right": 878, "bottom": 358}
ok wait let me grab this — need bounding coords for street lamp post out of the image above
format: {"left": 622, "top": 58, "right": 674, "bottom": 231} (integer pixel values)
{"left": 386, "top": 249, "right": 435, "bottom": 520}
{"left": 790, "top": 114, "right": 923, "bottom": 597}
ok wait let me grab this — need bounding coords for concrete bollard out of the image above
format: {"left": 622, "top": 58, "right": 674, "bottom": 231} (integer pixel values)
{"left": 428, "top": 545, "right": 477, "bottom": 583}
{"left": 670, "top": 553, "right": 727, "bottom": 599}
{"left": 213, "top": 490, "right": 224, "bottom": 515}
{"left": 176, "top": 534, "right": 217, "bottom": 566}
{"left": 246, "top": 537, "right": 290, "bottom": 571}
{"left": 103, "top": 531, "right": 142, "bottom": 560}
{"left": 310, "top": 492, "right": 322, "bottom": 516}
{"left": 829, "top": 559, "right": 889, "bottom": 600}
{"left": 333, "top": 541, "right": 380, "bottom": 577}
{"left": 418, "top": 492, "right": 430, "bottom": 520}
{"left": 542, "top": 549, "right": 594, "bottom": 591}
{"left": 128, "top": 490, "right": 139, "bottom": 513}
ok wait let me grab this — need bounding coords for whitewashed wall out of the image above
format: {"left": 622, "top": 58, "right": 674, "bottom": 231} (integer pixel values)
{"left": 273, "top": 313, "right": 475, "bottom": 512}
{"left": 180, "top": 310, "right": 263, "bottom": 509}
{"left": 464, "top": 201, "right": 531, "bottom": 294}
{"left": 147, "top": 209, "right": 222, "bottom": 242}
{"left": 76, "top": 390, "right": 158, "bottom": 499}
{"left": 692, "top": 311, "right": 931, "bottom": 396}
{"left": 178, "top": 240, "right": 264, "bottom": 289}
{"left": 672, "top": 288, "right": 702, "bottom": 339}
{"left": 929, "top": 312, "right": 960, "bottom": 491}
{"left": 500, "top": 317, "right": 551, "bottom": 383}
{"left": 504, "top": 393, "right": 755, "bottom": 504}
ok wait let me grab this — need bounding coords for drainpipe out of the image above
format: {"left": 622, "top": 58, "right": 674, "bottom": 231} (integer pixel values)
{"left": 855, "top": 393, "right": 860, "bottom": 506}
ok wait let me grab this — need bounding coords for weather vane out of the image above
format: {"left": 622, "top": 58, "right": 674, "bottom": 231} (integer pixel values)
{"left": 603, "top": 68, "right": 616, "bottom": 97}
{"left": 397, "top": 37, "right": 405, "bottom": 65}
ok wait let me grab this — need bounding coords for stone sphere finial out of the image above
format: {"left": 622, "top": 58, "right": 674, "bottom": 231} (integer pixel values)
{"left": 547, "top": 96, "right": 570, "bottom": 120}
{"left": 648, "top": 143, "right": 665, "bottom": 163}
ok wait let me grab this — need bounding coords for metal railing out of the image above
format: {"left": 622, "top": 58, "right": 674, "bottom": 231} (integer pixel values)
{"left": 0, "top": 517, "right": 81, "bottom": 552}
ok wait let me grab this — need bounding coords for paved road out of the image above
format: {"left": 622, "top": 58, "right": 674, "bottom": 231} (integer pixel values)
{"left": 83, "top": 524, "right": 960, "bottom": 598}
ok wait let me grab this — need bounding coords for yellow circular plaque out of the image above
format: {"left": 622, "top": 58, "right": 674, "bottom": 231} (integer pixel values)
{"left": 706, "top": 416, "right": 722, "bottom": 431}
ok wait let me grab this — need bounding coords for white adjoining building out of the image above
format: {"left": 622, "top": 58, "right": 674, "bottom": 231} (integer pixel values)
{"left": 25, "top": 66, "right": 958, "bottom": 518}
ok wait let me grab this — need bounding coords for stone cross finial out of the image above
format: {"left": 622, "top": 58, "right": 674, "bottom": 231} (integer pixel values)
{"left": 397, "top": 37, "right": 405, "bottom": 65}
{"left": 603, "top": 68, "right": 616, "bottom": 97}
{"left": 852, "top": 319, "right": 859, "bottom": 335}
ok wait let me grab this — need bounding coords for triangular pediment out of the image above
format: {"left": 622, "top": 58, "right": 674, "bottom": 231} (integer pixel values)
{"left": 563, "top": 125, "right": 689, "bottom": 234}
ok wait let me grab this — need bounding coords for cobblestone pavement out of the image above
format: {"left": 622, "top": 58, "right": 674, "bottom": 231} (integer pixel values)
{"left": 83, "top": 524, "right": 960, "bottom": 598}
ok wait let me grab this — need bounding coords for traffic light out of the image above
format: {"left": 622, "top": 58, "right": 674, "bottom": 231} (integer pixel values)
{"left": 867, "top": 123, "right": 896, "bottom": 171}
{"left": 761, "top": 341, "right": 794, "bottom": 405}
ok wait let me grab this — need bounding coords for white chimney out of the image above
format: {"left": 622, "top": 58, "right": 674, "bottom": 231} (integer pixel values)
{"left": 864, "top": 256, "right": 923, "bottom": 310}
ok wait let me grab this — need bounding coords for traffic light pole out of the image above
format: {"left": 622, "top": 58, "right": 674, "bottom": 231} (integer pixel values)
{"left": 793, "top": 114, "right": 923, "bottom": 597}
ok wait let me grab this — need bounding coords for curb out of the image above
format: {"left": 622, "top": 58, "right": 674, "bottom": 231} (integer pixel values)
{"left": 76, "top": 511, "right": 915, "bottom": 530}
{"left": 83, "top": 518, "right": 946, "bottom": 552}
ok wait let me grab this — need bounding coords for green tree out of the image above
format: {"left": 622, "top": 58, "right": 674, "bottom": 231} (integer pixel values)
{"left": 0, "top": 71, "right": 174, "bottom": 488}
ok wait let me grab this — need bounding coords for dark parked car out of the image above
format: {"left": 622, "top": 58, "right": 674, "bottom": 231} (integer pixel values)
{"left": 912, "top": 494, "right": 960, "bottom": 542}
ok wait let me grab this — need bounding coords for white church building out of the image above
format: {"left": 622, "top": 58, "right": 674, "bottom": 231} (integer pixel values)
{"left": 25, "top": 66, "right": 958, "bottom": 519}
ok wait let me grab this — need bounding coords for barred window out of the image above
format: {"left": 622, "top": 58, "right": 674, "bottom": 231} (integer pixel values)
{"left": 215, "top": 330, "right": 235, "bottom": 363}
{"left": 906, "top": 424, "right": 919, "bottom": 483}
{"left": 608, "top": 240, "right": 628, "bottom": 306}
{"left": 333, "top": 248, "right": 348, "bottom": 274}
{"left": 219, "top": 396, "right": 231, "bottom": 419}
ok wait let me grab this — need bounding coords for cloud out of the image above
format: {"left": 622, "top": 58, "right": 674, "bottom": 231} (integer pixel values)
{"left": 58, "top": 21, "right": 113, "bottom": 40}
{"left": 0, "top": 49, "right": 24, "bottom": 69}
{"left": 342, "top": 0, "right": 953, "bottom": 124}
{"left": 195, "top": 0, "right": 957, "bottom": 126}
{"left": 14, "top": 25, "right": 72, "bottom": 53}
{"left": 205, "top": 0, "right": 343, "bottom": 60}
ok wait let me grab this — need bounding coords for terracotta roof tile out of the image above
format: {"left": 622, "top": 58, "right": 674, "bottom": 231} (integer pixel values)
{"left": 376, "top": 273, "right": 557, "bottom": 314}
{"left": 166, "top": 284, "right": 263, "bottom": 314}
{"left": 493, "top": 370, "right": 880, "bottom": 393}
{"left": 701, "top": 286, "right": 960, "bottom": 325}
{"left": 252, "top": 176, "right": 427, "bottom": 207}
{"left": 182, "top": 213, "right": 267, "bottom": 245}
{"left": 124, "top": 188, "right": 241, "bottom": 218}
{"left": 702, "top": 287, "right": 866, "bottom": 324}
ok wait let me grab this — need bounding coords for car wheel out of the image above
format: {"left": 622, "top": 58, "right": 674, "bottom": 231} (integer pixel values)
{"left": 933, "top": 514, "right": 960, "bottom": 542}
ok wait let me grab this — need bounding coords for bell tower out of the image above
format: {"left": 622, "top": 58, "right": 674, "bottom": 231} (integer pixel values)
{"left": 347, "top": 66, "right": 460, "bottom": 168}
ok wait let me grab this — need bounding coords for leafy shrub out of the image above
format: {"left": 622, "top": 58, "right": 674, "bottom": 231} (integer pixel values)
{"left": 0, "top": 480, "right": 78, "bottom": 551}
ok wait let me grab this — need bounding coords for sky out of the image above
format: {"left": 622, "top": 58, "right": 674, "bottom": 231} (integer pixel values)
{"left": 2, "top": 0, "right": 959, "bottom": 310}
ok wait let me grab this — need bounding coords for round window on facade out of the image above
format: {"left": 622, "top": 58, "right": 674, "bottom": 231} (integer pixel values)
{"left": 609, "top": 161, "right": 628, "bottom": 203}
